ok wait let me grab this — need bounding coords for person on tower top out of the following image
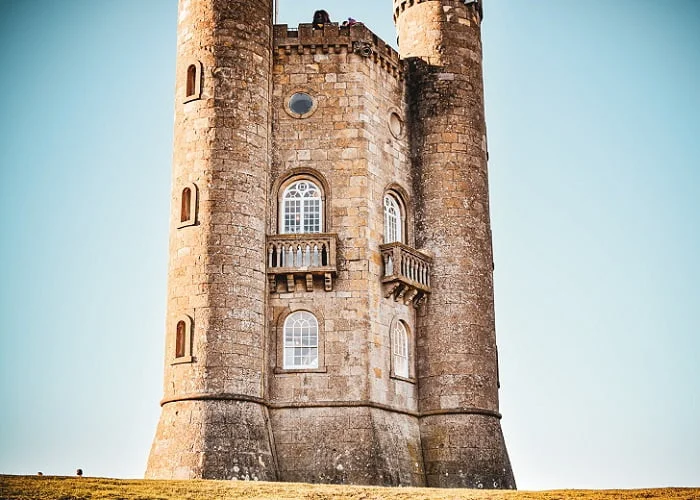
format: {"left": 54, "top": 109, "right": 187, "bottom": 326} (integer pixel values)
{"left": 312, "top": 10, "right": 331, "bottom": 29}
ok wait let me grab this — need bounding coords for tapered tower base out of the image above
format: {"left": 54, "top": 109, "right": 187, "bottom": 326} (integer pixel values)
{"left": 146, "top": 400, "right": 276, "bottom": 481}
{"left": 420, "top": 414, "right": 515, "bottom": 489}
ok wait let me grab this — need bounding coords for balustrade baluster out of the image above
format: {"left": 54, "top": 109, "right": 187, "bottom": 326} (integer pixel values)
{"left": 286, "top": 245, "right": 293, "bottom": 267}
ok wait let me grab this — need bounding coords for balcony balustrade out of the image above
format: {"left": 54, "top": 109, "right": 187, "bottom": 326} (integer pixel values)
{"left": 380, "top": 242, "right": 432, "bottom": 306}
{"left": 266, "top": 233, "right": 338, "bottom": 292}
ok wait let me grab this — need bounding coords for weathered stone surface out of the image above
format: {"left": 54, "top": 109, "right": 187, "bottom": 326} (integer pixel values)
{"left": 398, "top": 0, "right": 515, "bottom": 488}
{"left": 148, "top": 0, "right": 514, "bottom": 489}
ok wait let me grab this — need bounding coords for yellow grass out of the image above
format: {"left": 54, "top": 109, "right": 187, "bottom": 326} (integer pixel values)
{"left": 0, "top": 475, "right": 697, "bottom": 500}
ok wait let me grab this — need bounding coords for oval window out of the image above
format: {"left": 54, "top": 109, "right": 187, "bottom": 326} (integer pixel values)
{"left": 389, "top": 112, "right": 404, "bottom": 138}
{"left": 287, "top": 92, "right": 316, "bottom": 118}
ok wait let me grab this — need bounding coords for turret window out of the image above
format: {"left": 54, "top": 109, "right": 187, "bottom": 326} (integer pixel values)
{"left": 184, "top": 60, "right": 203, "bottom": 102}
{"left": 186, "top": 65, "right": 197, "bottom": 97}
{"left": 172, "top": 315, "right": 194, "bottom": 364}
{"left": 180, "top": 187, "right": 192, "bottom": 222}
{"left": 281, "top": 180, "right": 322, "bottom": 234}
{"left": 175, "top": 321, "right": 187, "bottom": 358}
{"left": 178, "top": 183, "right": 198, "bottom": 228}
{"left": 283, "top": 311, "right": 319, "bottom": 369}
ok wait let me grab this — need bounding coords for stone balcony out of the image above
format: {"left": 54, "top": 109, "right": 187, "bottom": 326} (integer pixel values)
{"left": 266, "top": 233, "right": 338, "bottom": 292}
{"left": 380, "top": 242, "right": 432, "bottom": 307}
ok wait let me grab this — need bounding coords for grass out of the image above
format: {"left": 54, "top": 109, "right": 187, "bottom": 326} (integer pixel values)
{"left": 0, "top": 475, "right": 698, "bottom": 500}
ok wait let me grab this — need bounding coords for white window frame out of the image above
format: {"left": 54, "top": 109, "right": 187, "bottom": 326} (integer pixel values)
{"left": 392, "top": 321, "right": 409, "bottom": 379}
{"left": 280, "top": 180, "right": 323, "bottom": 234}
{"left": 384, "top": 193, "right": 402, "bottom": 244}
{"left": 283, "top": 311, "right": 319, "bottom": 369}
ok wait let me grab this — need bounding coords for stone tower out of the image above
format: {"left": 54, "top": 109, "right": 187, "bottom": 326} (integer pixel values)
{"left": 146, "top": 0, "right": 515, "bottom": 489}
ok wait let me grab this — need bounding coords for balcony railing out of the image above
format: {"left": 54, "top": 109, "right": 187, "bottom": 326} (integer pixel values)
{"left": 380, "top": 242, "right": 432, "bottom": 306}
{"left": 266, "top": 233, "right": 338, "bottom": 292}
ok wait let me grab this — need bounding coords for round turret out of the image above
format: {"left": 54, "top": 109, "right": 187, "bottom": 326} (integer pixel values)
{"left": 396, "top": 0, "right": 516, "bottom": 489}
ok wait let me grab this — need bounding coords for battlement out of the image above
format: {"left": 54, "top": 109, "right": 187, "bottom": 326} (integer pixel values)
{"left": 274, "top": 23, "right": 403, "bottom": 79}
{"left": 392, "top": 0, "right": 483, "bottom": 24}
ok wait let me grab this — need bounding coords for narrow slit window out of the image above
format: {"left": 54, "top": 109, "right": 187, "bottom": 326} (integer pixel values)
{"left": 178, "top": 183, "right": 197, "bottom": 227}
{"left": 181, "top": 187, "right": 191, "bottom": 222}
{"left": 175, "top": 321, "right": 186, "bottom": 358}
{"left": 186, "top": 64, "right": 197, "bottom": 98}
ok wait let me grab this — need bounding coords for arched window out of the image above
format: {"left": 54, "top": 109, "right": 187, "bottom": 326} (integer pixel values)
{"left": 177, "top": 183, "right": 197, "bottom": 228}
{"left": 186, "top": 64, "right": 197, "bottom": 98}
{"left": 384, "top": 193, "right": 403, "bottom": 243}
{"left": 172, "top": 314, "right": 194, "bottom": 364}
{"left": 184, "top": 60, "right": 202, "bottom": 102}
{"left": 175, "top": 321, "right": 186, "bottom": 358}
{"left": 283, "top": 311, "right": 319, "bottom": 369}
{"left": 180, "top": 187, "right": 191, "bottom": 223}
{"left": 392, "top": 321, "right": 409, "bottom": 378}
{"left": 281, "top": 180, "right": 322, "bottom": 234}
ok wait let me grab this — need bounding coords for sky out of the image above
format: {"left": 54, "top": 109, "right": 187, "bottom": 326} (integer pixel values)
{"left": 0, "top": 0, "right": 698, "bottom": 491}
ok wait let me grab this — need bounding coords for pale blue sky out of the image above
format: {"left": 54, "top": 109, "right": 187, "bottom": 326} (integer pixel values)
{"left": 0, "top": 0, "right": 698, "bottom": 490}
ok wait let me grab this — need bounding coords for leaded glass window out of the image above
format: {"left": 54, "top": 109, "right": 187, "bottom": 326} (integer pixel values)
{"left": 393, "top": 321, "right": 409, "bottom": 378}
{"left": 283, "top": 311, "right": 319, "bottom": 369}
{"left": 282, "top": 180, "right": 322, "bottom": 234}
{"left": 384, "top": 194, "right": 402, "bottom": 243}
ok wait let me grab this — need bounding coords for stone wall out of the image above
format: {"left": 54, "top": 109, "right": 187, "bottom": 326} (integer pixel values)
{"left": 267, "top": 22, "right": 423, "bottom": 486}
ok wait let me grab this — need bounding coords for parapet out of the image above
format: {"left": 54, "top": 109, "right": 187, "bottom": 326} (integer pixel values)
{"left": 273, "top": 23, "right": 403, "bottom": 79}
{"left": 392, "top": 0, "right": 483, "bottom": 24}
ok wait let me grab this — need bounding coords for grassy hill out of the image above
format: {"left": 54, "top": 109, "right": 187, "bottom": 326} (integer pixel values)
{"left": 1, "top": 475, "right": 697, "bottom": 500}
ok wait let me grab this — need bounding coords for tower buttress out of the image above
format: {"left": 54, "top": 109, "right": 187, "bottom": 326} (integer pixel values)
{"left": 146, "top": 0, "right": 276, "bottom": 480}
{"left": 396, "top": 0, "right": 516, "bottom": 488}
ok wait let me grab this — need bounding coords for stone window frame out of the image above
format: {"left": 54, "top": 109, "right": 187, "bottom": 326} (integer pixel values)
{"left": 183, "top": 59, "right": 203, "bottom": 103}
{"left": 274, "top": 307, "right": 327, "bottom": 374}
{"left": 284, "top": 88, "right": 318, "bottom": 119}
{"left": 171, "top": 314, "right": 194, "bottom": 365}
{"left": 382, "top": 184, "right": 412, "bottom": 246}
{"left": 387, "top": 107, "right": 405, "bottom": 139}
{"left": 177, "top": 182, "right": 198, "bottom": 228}
{"left": 271, "top": 169, "right": 330, "bottom": 235}
{"left": 389, "top": 316, "right": 415, "bottom": 383}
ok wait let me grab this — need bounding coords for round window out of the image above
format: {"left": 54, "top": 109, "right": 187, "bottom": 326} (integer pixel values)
{"left": 389, "top": 112, "right": 404, "bottom": 138}
{"left": 287, "top": 92, "right": 316, "bottom": 118}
